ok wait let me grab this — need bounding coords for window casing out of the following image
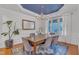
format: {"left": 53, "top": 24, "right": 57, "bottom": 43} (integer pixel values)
{"left": 48, "top": 17, "right": 63, "bottom": 35}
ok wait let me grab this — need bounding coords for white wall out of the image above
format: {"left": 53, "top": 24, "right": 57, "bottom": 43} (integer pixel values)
{"left": 71, "top": 6, "right": 79, "bottom": 46}
{"left": 0, "top": 7, "right": 40, "bottom": 48}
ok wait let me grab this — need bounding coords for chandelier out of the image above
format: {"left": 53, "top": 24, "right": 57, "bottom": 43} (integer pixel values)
{"left": 40, "top": 5, "right": 45, "bottom": 20}
{"left": 37, "top": 5, "right": 45, "bottom": 20}
{"left": 36, "top": 5, "right": 46, "bottom": 20}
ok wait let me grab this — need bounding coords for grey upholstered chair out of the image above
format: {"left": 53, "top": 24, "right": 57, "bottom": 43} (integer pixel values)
{"left": 22, "top": 38, "right": 33, "bottom": 55}
{"left": 40, "top": 37, "right": 53, "bottom": 48}
{"left": 36, "top": 37, "right": 54, "bottom": 55}
{"left": 52, "top": 35, "right": 59, "bottom": 44}
{"left": 30, "top": 33, "right": 35, "bottom": 37}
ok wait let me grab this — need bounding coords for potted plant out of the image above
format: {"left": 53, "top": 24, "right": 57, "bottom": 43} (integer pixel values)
{"left": 1, "top": 21, "right": 19, "bottom": 48}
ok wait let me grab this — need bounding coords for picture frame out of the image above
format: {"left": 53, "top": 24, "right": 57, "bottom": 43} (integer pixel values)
{"left": 22, "top": 19, "right": 35, "bottom": 30}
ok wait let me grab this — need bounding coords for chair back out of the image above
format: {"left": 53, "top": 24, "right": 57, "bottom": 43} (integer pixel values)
{"left": 22, "top": 38, "right": 32, "bottom": 51}
{"left": 44, "top": 37, "right": 53, "bottom": 47}
{"left": 30, "top": 33, "right": 35, "bottom": 37}
{"left": 53, "top": 35, "right": 59, "bottom": 44}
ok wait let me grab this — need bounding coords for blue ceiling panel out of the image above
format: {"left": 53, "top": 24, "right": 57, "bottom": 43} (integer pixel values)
{"left": 21, "top": 4, "right": 64, "bottom": 15}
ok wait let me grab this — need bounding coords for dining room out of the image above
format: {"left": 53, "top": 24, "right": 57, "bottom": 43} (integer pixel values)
{"left": 0, "top": 4, "right": 78, "bottom": 55}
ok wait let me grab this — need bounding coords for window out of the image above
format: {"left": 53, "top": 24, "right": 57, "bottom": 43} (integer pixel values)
{"left": 48, "top": 17, "right": 63, "bottom": 34}
{"left": 52, "top": 19, "right": 58, "bottom": 33}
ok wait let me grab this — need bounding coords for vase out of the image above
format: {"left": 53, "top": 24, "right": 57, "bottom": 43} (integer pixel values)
{"left": 5, "top": 40, "right": 13, "bottom": 48}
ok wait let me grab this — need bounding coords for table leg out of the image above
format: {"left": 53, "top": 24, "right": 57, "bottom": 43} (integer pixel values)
{"left": 32, "top": 45, "right": 36, "bottom": 55}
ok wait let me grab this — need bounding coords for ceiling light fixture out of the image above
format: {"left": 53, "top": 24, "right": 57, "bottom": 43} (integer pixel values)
{"left": 36, "top": 5, "right": 46, "bottom": 20}
{"left": 40, "top": 5, "right": 45, "bottom": 20}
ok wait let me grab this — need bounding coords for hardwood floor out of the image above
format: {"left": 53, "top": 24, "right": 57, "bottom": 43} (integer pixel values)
{"left": 0, "top": 44, "right": 23, "bottom": 55}
{"left": 67, "top": 45, "right": 78, "bottom": 55}
{"left": 0, "top": 42, "right": 78, "bottom": 55}
{"left": 0, "top": 48, "right": 12, "bottom": 55}
{"left": 58, "top": 42, "right": 78, "bottom": 55}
